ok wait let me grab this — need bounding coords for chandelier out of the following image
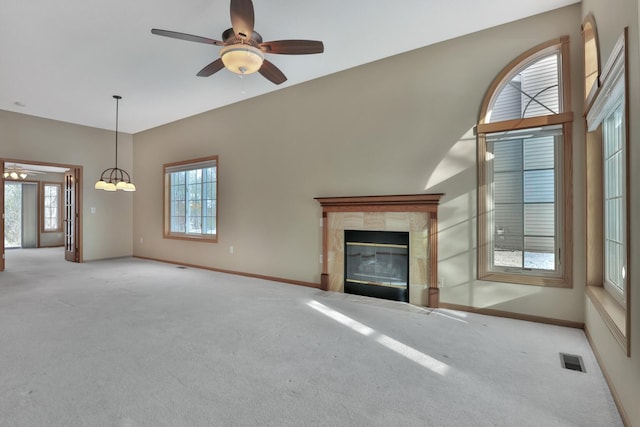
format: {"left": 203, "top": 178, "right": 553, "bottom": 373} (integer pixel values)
{"left": 94, "top": 95, "right": 136, "bottom": 192}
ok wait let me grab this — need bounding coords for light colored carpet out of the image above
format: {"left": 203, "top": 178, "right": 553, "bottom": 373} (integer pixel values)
{"left": 0, "top": 248, "right": 623, "bottom": 426}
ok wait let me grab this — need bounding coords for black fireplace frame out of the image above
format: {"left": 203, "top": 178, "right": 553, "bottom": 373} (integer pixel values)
{"left": 344, "top": 230, "right": 410, "bottom": 302}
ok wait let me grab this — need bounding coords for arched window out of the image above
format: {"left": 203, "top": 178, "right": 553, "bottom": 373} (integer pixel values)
{"left": 582, "top": 14, "right": 601, "bottom": 110}
{"left": 477, "top": 37, "right": 573, "bottom": 287}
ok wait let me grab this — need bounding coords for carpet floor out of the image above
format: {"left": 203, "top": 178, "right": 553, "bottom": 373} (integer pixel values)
{"left": 0, "top": 248, "right": 623, "bottom": 426}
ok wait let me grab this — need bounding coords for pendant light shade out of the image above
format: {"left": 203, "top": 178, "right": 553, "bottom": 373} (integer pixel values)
{"left": 95, "top": 95, "right": 136, "bottom": 192}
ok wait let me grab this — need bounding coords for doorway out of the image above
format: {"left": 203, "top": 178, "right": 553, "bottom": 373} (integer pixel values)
{"left": 1, "top": 159, "right": 83, "bottom": 271}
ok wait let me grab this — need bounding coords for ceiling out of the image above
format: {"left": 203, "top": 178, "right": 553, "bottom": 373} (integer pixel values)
{"left": 1, "top": 0, "right": 579, "bottom": 134}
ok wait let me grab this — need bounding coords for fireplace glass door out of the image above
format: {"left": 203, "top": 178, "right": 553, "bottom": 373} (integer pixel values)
{"left": 344, "top": 230, "right": 409, "bottom": 302}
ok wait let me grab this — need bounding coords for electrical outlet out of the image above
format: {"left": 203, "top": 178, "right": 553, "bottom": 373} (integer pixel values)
{"left": 438, "top": 277, "right": 444, "bottom": 288}
{"left": 229, "top": 246, "right": 234, "bottom": 254}
{"left": 140, "top": 237, "right": 143, "bottom": 244}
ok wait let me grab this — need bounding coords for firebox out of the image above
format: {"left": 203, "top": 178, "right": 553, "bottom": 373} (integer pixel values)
{"left": 344, "top": 230, "right": 409, "bottom": 302}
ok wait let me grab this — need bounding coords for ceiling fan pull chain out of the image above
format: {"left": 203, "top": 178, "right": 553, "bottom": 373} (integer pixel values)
{"left": 240, "top": 74, "right": 246, "bottom": 94}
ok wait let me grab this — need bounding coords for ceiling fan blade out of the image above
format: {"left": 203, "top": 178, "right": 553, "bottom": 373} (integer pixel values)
{"left": 260, "top": 40, "right": 324, "bottom": 55}
{"left": 230, "top": 0, "right": 255, "bottom": 41}
{"left": 151, "top": 29, "right": 224, "bottom": 46}
{"left": 197, "top": 59, "right": 226, "bottom": 77}
{"left": 259, "top": 59, "right": 287, "bottom": 85}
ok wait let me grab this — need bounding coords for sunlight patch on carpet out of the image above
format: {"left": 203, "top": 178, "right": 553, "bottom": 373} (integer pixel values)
{"left": 307, "top": 300, "right": 450, "bottom": 376}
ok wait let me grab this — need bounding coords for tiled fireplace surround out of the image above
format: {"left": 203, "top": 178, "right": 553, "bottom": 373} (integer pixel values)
{"left": 316, "top": 194, "right": 443, "bottom": 308}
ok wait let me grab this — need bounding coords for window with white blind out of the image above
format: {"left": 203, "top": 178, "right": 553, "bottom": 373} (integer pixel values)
{"left": 163, "top": 156, "right": 218, "bottom": 242}
{"left": 477, "top": 37, "right": 573, "bottom": 287}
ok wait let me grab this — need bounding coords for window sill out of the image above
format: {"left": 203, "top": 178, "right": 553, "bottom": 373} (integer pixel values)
{"left": 479, "top": 271, "right": 570, "bottom": 288}
{"left": 586, "top": 285, "right": 628, "bottom": 355}
{"left": 163, "top": 234, "right": 218, "bottom": 243}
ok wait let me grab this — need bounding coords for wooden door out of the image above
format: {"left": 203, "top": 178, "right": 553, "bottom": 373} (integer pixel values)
{"left": 64, "top": 169, "right": 80, "bottom": 262}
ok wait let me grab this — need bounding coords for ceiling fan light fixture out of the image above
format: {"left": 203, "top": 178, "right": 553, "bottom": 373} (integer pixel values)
{"left": 151, "top": 0, "right": 323, "bottom": 84}
{"left": 220, "top": 44, "right": 264, "bottom": 75}
{"left": 3, "top": 165, "right": 30, "bottom": 180}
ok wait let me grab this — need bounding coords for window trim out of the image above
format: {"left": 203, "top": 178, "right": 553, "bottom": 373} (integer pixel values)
{"left": 163, "top": 155, "right": 218, "bottom": 243}
{"left": 584, "top": 28, "right": 630, "bottom": 356}
{"left": 40, "top": 181, "right": 62, "bottom": 233}
{"left": 477, "top": 36, "right": 573, "bottom": 287}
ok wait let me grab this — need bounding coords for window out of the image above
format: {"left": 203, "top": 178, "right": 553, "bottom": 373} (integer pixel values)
{"left": 163, "top": 156, "right": 218, "bottom": 242}
{"left": 477, "top": 37, "right": 573, "bottom": 287}
{"left": 4, "top": 182, "right": 22, "bottom": 247}
{"left": 602, "top": 100, "right": 626, "bottom": 304}
{"left": 41, "top": 182, "right": 62, "bottom": 232}
{"left": 585, "top": 28, "right": 629, "bottom": 355}
{"left": 485, "top": 125, "right": 562, "bottom": 272}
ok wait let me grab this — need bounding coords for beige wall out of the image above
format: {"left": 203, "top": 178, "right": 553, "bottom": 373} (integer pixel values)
{"left": 133, "top": 5, "right": 586, "bottom": 319}
{"left": 581, "top": 0, "right": 640, "bottom": 424}
{"left": 0, "top": 110, "right": 134, "bottom": 261}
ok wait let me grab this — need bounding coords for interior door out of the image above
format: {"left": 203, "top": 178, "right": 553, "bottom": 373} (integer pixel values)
{"left": 64, "top": 169, "right": 80, "bottom": 262}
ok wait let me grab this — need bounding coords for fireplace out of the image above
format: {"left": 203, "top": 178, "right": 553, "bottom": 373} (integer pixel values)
{"left": 315, "top": 194, "right": 443, "bottom": 307}
{"left": 344, "top": 230, "right": 409, "bottom": 302}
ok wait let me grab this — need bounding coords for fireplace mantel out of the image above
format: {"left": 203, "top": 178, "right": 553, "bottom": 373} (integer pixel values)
{"left": 315, "top": 194, "right": 444, "bottom": 307}
{"left": 315, "top": 194, "right": 443, "bottom": 211}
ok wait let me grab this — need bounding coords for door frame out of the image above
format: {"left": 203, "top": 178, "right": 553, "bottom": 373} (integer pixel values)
{"left": 64, "top": 168, "right": 81, "bottom": 262}
{"left": 1, "top": 158, "right": 83, "bottom": 271}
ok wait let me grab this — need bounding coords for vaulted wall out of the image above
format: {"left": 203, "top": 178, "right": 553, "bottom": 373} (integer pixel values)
{"left": 133, "top": 4, "right": 585, "bottom": 322}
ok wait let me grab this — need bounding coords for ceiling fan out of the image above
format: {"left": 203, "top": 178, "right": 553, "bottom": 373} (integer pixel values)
{"left": 3, "top": 163, "right": 47, "bottom": 180}
{"left": 151, "top": 0, "right": 324, "bottom": 85}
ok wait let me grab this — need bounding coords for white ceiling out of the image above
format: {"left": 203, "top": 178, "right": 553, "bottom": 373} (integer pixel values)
{"left": 1, "top": 0, "right": 579, "bottom": 134}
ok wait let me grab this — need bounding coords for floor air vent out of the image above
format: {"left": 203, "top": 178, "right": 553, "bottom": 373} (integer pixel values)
{"left": 560, "top": 353, "right": 585, "bottom": 373}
